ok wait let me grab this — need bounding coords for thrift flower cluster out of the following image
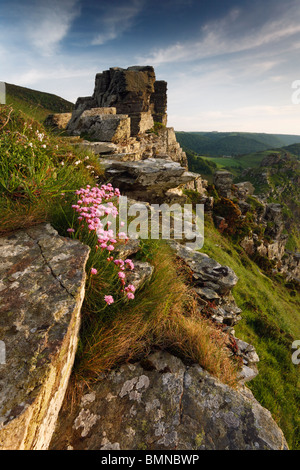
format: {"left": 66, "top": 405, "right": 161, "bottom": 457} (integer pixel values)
{"left": 70, "top": 183, "right": 135, "bottom": 306}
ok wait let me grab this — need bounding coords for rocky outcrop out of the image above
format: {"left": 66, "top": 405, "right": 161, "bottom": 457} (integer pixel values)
{"left": 168, "top": 241, "right": 259, "bottom": 381}
{"left": 213, "top": 170, "right": 233, "bottom": 198}
{"left": 50, "top": 351, "right": 288, "bottom": 450}
{"left": 77, "top": 126, "right": 188, "bottom": 167}
{"left": 211, "top": 169, "right": 299, "bottom": 282}
{"left": 0, "top": 224, "right": 90, "bottom": 450}
{"left": 74, "top": 111, "right": 131, "bottom": 143}
{"left": 103, "top": 158, "right": 197, "bottom": 203}
{"left": 44, "top": 113, "right": 72, "bottom": 131}
{"left": 66, "top": 66, "right": 187, "bottom": 167}
{"left": 67, "top": 66, "right": 167, "bottom": 137}
{"left": 55, "top": 66, "right": 196, "bottom": 202}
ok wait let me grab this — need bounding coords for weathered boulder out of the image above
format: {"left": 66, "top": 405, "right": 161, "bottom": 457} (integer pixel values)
{"left": 170, "top": 242, "right": 238, "bottom": 295}
{"left": 0, "top": 224, "right": 90, "bottom": 450}
{"left": 50, "top": 351, "right": 288, "bottom": 450}
{"left": 77, "top": 141, "right": 118, "bottom": 155}
{"left": 44, "top": 113, "right": 72, "bottom": 130}
{"left": 126, "top": 261, "right": 154, "bottom": 291}
{"left": 234, "top": 182, "right": 255, "bottom": 199}
{"left": 131, "top": 111, "right": 154, "bottom": 136}
{"left": 72, "top": 112, "right": 131, "bottom": 143}
{"left": 213, "top": 171, "right": 233, "bottom": 198}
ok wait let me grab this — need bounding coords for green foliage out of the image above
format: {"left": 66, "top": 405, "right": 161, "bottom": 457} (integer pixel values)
{"left": 0, "top": 105, "right": 103, "bottom": 234}
{"left": 176, "top": 131, "right": 300, "bottom": 158}
{"left": 5, "top": 82, "right": 74, "bottom": 123}
{"left": 201, "top": 219, "right": 300, "bottom": 449}
{"left": 186, "top": 149, "right": 217, "bottom": 176}
{"left": 147, "top": 121, "right": 166, "bottom": 135}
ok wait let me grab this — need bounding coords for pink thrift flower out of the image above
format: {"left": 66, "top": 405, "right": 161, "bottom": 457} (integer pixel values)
{"left": 127, "top": 292, "right": 135, "bottom": 300}
{"left": 118, "top": 271, "right": 126, "bottom": 279}
{"left": 91, "top": 268, "right": 98, "bottom": 275}
{"left": 125, "top": 284, "right": 136, "bottom": 293}
{"left": 107, "top": 245, "right": 114, "bottom": 251}
{"left": 67, "top": 228, "right": 75, "bottom": 233}
{"left": 104, "top": 295, "right": 114, "bottom": 305}
{"left": 125, "top": 259, "right": 135, "bottom": 270}
{"left": 118, "top": 232, "right": 128, "bottom": 239}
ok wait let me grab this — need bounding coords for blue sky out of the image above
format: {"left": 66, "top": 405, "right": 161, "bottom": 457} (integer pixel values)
{"left": 1, "top": 0, "right": 300, "bottom": 134}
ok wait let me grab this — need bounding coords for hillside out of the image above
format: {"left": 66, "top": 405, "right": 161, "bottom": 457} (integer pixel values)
{"left": 176, "top": 131, "right": 300, "bottom": 157}
{"left": 282, "top": 142, "right": 300, "bottom": 157}
{"left": 240, "top": 152, "right": 300, "bottom": 251}
{"left": 1, "top": 66, "right": 299, "bottom": 450}
{"left": 5, "top": 82, "right": 74, "bottom": 122}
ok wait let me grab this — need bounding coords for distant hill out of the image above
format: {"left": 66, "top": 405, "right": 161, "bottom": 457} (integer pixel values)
{"left": 4, "top": 83, "right": 74, "bottom": 122}
{"left": 281, "top": 143, "right": 300, "bottom": 157}
{"left": 175, "top": 131, "right": 300, "bottom": 157}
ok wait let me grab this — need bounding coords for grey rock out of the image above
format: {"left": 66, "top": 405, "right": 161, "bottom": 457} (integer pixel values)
{"left": 68, "top": 66, "right": 167, "bottom": 137}
{"left": 77, "top": 141, "right": 118, "bottom": 155}
{"left": 44, "top": 113, "right": 72, "bottom": 130}
{"left": 213, "top": 171, "right": 233, "bottom": 198}
{"left": 104, "top": 158, "right": 196, "bottom": 203}
{"left": 126, "top": 261, "right": 154, "bottom": 291}
{"left": 170, "top": 241, "right": 238, "bottom": 295}
{"left": 0, "top": 224, "right": 90, "bottom": 450}
{"left": 50, "top": 351, "right": 288, "bottom": 450}
{"left": 72, "top": 113, "right": 131, "bottom": 143}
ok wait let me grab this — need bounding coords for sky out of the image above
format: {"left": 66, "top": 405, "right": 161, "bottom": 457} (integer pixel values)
{"left": 0, "top": 0, "right": 300, "bottom": 134}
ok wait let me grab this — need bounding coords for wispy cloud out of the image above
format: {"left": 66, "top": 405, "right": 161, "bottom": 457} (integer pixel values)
{"left": 138, "top": 4, "right": 300, "bottom": 65}
{"left": 0, "top": 0, "right": 80, "bottom": 57}
{"left": 24, "top": 0, "right": 81, "bottom": 56}
{"left": 91, "top": 0, "right": 144, "bottom": 45}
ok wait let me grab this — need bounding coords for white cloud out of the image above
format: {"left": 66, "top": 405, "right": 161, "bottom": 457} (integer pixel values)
{"left": 169, "top": 103, "right": 300, "bottom": 134}
{"left": 22, "top": 0, "right": 81, "bottom": 56}
{"left": 91, "top": 0, "right": 143, "bottom": 45}
{"left": 138, "top": 5, "right": 300, "bottom": 66}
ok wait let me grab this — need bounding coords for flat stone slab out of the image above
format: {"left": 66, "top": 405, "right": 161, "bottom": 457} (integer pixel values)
{"left": 77, "top": 141, "right": 118, "bottom": 154}
{"left": 104, "top": 158, "right": 197, "bottom": 202}
{"left": 0, "top": 224, "right": 90, "bottom": 449}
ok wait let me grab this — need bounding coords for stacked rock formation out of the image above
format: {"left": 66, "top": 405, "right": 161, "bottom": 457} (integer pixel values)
{"left": 65, "top": 66, "right": 201, "bottom": 202}
{"left": 67, "top": 66, "right": 167, "bottom": 138}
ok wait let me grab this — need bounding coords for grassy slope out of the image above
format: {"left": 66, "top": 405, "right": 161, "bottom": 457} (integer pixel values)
{"left": 189, "top": 148, "right": 297, "bottom": 181}
{"left": 2, "top": 103, "right": 299, "bottom": 448}
{"left": 5, "top": 83, "right": 74, "bottom": 123}
{"left": 200, "top": 218, "right": 300, "bottom": 449}
{"left": 176, "top": 131, "right": 300, "bottom": 157}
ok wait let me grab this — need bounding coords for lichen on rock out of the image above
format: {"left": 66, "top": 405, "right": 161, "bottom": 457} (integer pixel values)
{"left": 0, "top": 224, "right": 90, "bottom": 450}
{"left": 50, "top": 351, "right": 288, "bottom": 450}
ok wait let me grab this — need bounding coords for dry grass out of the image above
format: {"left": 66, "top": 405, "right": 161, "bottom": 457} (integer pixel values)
{"left": 73, "top": 240, "right": 240, "bottom": 389}
{"left": 0, "top": 198, "right": 48, "bottom": 235}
